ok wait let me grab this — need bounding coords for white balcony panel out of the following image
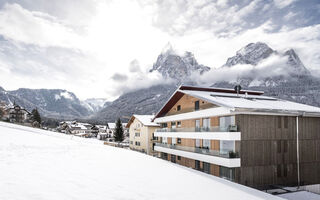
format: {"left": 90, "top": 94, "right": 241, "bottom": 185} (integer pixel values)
{"left": 154, "top": 132, "right": 241, "bottom": 141}
{"left": 155, "top": 146, "right": 241, "bottom": 168}
{"left": 154, "top": 107, "right": 233, "bottom": 123}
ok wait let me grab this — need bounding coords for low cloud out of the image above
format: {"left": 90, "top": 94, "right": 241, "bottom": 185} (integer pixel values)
{"left": 111, "top": 73, "right": 128, "bottom": 82}
{"left": 193, "top": 54, "right": 290, "bottom": 85}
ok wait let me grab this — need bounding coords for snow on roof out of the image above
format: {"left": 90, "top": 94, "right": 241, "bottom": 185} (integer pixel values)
{"left": 0, "top": 121, "right": 283, "bottom": 200}
{"left": 133, "top": 115, "right": 159, "bottom": 126}
{"left": 180, "top": 89, "right": 320, "bottom": 115}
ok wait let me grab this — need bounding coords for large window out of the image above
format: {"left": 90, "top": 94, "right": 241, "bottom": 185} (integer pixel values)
{"left": 195, "top": 160, "right": 201, "bottom": 170}
{"left": 203, "top": 162, "right": 210, "bottom": 174}
{"left": 220, "top": 140, "right": 235, "bottom": 155}
{"left": 203, "top": 139, "right": 210, "bottom": 149}
{"left": 219, "top": 116, "right": 235, "bottom": 131}
{"left": 203, "top": 118, "right": 210, "bottom": 131}
{"left": 171, "top": 155, "right": 176, "bottom": 163}
{"left": 172, "top": 137, "right": 177, "bottom": 145}
{"left": 220, "top": 166, "right": 235, "bottom": 181}
{"left": 162, "top": 137, "right": 168, "bottom": 144}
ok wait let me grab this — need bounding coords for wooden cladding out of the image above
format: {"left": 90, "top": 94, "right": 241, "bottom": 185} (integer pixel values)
{"left": 166, "top": 94, "right": 216, "bottom": 116}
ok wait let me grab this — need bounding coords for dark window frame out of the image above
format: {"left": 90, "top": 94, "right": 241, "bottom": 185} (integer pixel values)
{"left": 195, "top": 100, "right": 200, "bottom": 111}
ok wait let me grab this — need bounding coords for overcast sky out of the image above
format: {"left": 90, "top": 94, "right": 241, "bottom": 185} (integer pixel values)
{"left": 0, "top": 0, "right": 319, "bottom": 100}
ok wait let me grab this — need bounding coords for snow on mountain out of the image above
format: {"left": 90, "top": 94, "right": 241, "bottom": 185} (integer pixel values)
{"left": 149, "top": 43, "right": 210, "bottom": 83}
{"left": 225, "top": 42, "right": 275, "bottom": 66}
{"left": 213, "top": 42, "right": 320, "bottom": 107}
{"left": 0, "top": 122, "right": 282, "bottom": 200}
{"left": 0, "top": 87, "right": 93, "bottom": 119}
{"left": 82, "top": 98, "right": 109, "bottom": 113}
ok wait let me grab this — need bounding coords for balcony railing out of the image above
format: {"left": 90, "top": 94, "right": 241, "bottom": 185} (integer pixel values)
{"left": 155, "top": 143, "right": 239, "bottom": 159}
{"left": 156, "top": 125, "right": 238, "bottom": 133}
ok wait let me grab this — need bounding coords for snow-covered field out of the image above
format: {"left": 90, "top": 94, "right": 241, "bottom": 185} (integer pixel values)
{"left": 0, "top": 122, "right": 283, "bottom": 200}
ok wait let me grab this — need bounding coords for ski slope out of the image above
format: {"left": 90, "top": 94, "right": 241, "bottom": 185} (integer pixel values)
{"left": 0, "top": 122, "right": 283, "bottom": 200}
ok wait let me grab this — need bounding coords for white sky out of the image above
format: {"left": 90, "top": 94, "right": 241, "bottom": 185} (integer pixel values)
{"left": 0, "top": 0, "right": 319, "bottom": 100}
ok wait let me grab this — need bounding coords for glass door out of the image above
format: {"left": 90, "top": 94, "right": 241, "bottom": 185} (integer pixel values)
{"left": 195, "top": 119, "right": 200, "bottom": 148}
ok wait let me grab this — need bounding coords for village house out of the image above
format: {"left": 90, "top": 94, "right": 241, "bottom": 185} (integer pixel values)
{"left": 2, "top": 103, "right": 32, "bottom": 123}
{"left": 58, "top": 121, "right": 95, "bottom": 137}
{"left": 126, "top": 115, "right": 160, "bottom": 155}
{"left": 152, "top": 85, "right": 320, "bottom": 190}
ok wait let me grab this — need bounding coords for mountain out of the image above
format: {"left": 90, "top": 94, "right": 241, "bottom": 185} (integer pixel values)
{"left": 92, "top": 44, "right": 212, "bottom": 122}
{"left": 92, "top": 84, "right": 176, "bottom": 123}
{"left": 0, "top": 87, "right": 93, "bottom": 119}
{"left": 224, "top": 42, "right": 275, "bottom": 66}
{"left": 213, "top": 42, "right": 320, "bottom": 107}
{"left": 149, "top": 43, "right": 210, "bottom": 83}
{"left": 82, "top": 98, "right": 109, "bottom": 113}
{"left": 95, "top": 42, "right": 320, "bottom": 122}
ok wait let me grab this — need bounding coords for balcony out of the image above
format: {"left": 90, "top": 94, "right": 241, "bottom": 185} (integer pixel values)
{"left": 156, "top": 125, "right": 238, "bottom": 133}
{"left": 154, "top": 143, "right": 241, "bottom": 168}
{"left": 155, "top": 143, "right": 239, "bottom": 159}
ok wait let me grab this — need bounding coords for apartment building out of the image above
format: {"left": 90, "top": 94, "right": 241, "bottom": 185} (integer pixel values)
{"left": 153, "top": 85, "right": 320, "bottom": 189}
{"left": 127, "top": 115, "right": 160, "bottom": 155}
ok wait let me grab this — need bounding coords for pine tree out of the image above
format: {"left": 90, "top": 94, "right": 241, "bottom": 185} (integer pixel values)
{"left": 114, "top": 118, "right": 124, "bottom": 142}
{"left": 31, "top": 108, "right": 41, "bottom": 124}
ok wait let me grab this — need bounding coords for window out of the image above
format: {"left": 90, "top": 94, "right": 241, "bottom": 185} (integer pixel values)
{"left": 203, "top": 162, "right": 210, "bottom": 174}
{"left": 135, "top": 141, "right": 141, "bottom": 146}
{"left": 171, "top": 155, "right": 176, "bottom": 163}
{"left": 203, "top": 139, "right": 211, "bottom": 149}
{"left": 284, "top": 116, "right": 288, "bottom": 129}
{"left": 195, "top": 101, "right": 200, "bottom": 111}
{"left": 171, "top": 122, "right": 176, "bottom": 129}
{"left": 177, "top": 105, "right": 181, "bottom": 111}
{"left": 195, "top": 119, "right": 200, "bottom": 132}
{"left": 162, "top": 137, "right": 168, "bottom": 144}
{"left": 177, "top": 121, "right": 181, "bottom": 127}
{"left": 130, "top": 141, "right": 133, "bottom": 144}
{"left": 177, "top": 138, "right": 181, "bottom": 144}
{"left": 203, "top": 118, "right": 210, "bottom": 131}
{"left": 135, "top": 132, "right": 140, "bottom": 137}
{"left": 177, "top": 156, "right": 181, "bottom": 160}
{"left": 220, "top": 166, "right": 235, "bottom": 181}
{"left": 162, "top": 153, "right": 168, "bottom": 160}
{"left": 152, "top": 133, "right": 158, "bottom": 141}
{"left": 172, "top": 137, "right": 177, "bottom": 145}
{"left": 220, "top": 140, "right": 235, "bottom": 154}
{"left": 219, "top": 116, "right": 235, "bottom": 131}
{"left": 161, "top": 123, "right": 167, "bottom": 128}
{"left": 195, "top": 160, "right": 201, "bottom": 170}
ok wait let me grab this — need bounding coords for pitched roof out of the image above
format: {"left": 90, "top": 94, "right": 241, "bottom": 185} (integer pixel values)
{"left": 126, "top": 115, "right": 159, "bottom": 128}
{"left": 154, "top": 85, "right": 320, "bottom": 119}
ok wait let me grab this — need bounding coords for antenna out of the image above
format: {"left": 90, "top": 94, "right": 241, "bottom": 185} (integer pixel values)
{"left": 234, "top": 85, "right": 242, "bottom": 96}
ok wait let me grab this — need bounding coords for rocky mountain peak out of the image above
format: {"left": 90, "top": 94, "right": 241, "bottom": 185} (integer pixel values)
{"left": 284, "top": 49, "right": 310, "bottom": 75}
{"left": 225, "top": 42, "right": 275, "bottom": 66}
{"left": 150, "top": 44, "right": 210, "bottom": 83}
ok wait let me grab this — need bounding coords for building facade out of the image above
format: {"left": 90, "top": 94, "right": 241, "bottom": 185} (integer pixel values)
{"left": 153, "top": 85, "right": 320, "bottom": 189}
{"left": 127, "top": 115, "right": 160, "bottom": 155}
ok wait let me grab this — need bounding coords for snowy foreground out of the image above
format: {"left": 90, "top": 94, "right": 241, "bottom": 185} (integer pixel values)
{"left": 0, "top": 122, "right": 283, "bottom": 200}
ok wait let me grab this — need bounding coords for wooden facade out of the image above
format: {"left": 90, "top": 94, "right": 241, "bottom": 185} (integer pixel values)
{"left": 155, "top": 91, "right": 320, "bottom": 189}
{"left": 236, "top": 114, "right": 320, "bottom": 189}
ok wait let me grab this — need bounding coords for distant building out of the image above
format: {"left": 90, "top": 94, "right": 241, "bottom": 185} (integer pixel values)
{"left": 4, "top": 104, "right": 32, "bottom": 123}
{"left": 152, "top": 85, "right": 320, "bottom": 189}
{"left": 126, "top": 115, "right": 160, "bottom": 155}
{"left": 58, "top": 121, "right": 95, "bottom": 137}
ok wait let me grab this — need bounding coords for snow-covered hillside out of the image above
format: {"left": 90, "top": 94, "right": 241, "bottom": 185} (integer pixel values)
{"left": 0, "top": 122, "right": 283, "bottom": 200}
